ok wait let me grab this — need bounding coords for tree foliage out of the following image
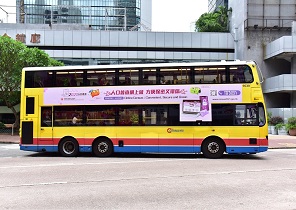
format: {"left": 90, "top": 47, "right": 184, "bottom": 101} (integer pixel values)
{"left": 0, "top": 35, "right": 63, "bottom": 128}
{"left": 195, "top": 6, "right": 231, "bottom": 32}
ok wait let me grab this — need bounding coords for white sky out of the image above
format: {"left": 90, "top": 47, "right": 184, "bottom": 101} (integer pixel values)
{"left": 0, "top": 0, "right": 208, "bottom": 32}
{"left": 152, "top": 0, "right": 208, "bottom": 32}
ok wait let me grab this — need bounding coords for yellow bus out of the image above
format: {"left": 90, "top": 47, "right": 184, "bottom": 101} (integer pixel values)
{"left": 20, "top": 60, "right": 268, "bottom": 158}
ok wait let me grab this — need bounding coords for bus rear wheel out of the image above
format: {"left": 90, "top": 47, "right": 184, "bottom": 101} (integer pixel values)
{"left": 93, "top": 138, "right": 113, "bottom": 157}
{"left": 59, "top": 138, "right": 79, "bottom": 157}
{"left": 202, "top": 137, "right": 225, "bottom": 159}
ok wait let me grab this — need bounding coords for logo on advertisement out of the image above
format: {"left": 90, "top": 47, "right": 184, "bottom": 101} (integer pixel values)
{"left": 89, "top": 89, "right": 100, "bottom": 98}
{"left": 62, "top": 89, "right": 87, "bottom": 97}
{"left": 190, "top": 87, "right": 201, "bottom": 95}
{"left": 218, "top": 90, "right": 241, "bottom": 96}
{"left": 167, "top": 128, "right": 184, "bottom": 133}
{"left": 210, "top": 90, "right": 217, "bottom": 96}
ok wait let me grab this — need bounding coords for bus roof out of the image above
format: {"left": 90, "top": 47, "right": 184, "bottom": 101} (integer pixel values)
{"left": 22, "top": 60, "right": 256, "bottom": 72}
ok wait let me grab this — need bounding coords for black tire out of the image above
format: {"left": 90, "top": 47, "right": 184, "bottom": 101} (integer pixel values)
{"left": 59, "top": 138, "right": 79, "bottom": 157}
{"left": 202, "top": 138, "right": 225, "bottom": 159}
{"left": 93, "top": 139, "right": 113, "bottom": 157}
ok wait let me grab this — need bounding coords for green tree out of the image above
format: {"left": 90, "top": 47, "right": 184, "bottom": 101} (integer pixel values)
{"left": 24, "top": 47, "right": 63, "bottom": 67}
{"left": 0, "top": 35, "right": 63, "bottom": 128}
{"left": 195, "top": 6, "right": 231, "bottom": 32}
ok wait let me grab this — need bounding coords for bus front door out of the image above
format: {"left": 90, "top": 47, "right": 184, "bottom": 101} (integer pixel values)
{"left": 38, "top": 107, "right": 54, "bottom": 152}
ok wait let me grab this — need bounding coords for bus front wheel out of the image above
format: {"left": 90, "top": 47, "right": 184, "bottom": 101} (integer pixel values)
{"left": 93, "top": 138, "right": 113, "bottom": 157}
{"left": 202, "top": 137, "right": 225, "bottom": 159}
{"left": 59, "top": 137, "right": 79, "bottom": 157}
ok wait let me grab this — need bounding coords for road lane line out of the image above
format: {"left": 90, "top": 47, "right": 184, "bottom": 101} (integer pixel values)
{"left": 0, "top": 158, "right": 194, "bottom": 169}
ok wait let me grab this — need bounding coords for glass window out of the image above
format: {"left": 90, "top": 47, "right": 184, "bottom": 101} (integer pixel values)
{"left": 54, "top": 106, "right": 83, "bottom": 126}
{"left": 41, "top": 107, "right": 52, "bottom": 127}
{"left": 25, "top": 71, "right": 53, "bottom": 88}
{"left": 119, "top": 69, "right": 139, "bottom": 85}
{"left": 142, "top": 106, "right": 168, "bottom": 125}
{"left": 142, "top": 68, "right": 156, "bottom": 85}
{"left": 194, "top": 66, "right": 226, "bottom": 84}
{"left": 258, "top": 103, "right": 266, "bottom": 126}
{"left": 235, "top": 104, "right": 258, "bottom": 125}
{"left": 159, "top": 107, "right": 168, "bottom": 125}
{"left": 55, "top": 70, "right": 84, "bottom": 87}
{"left": 212, "top": 104, "right": 235, "bottom": 126}
{"left": 119, "top": 106, "right": 139, "bottom": 126}
{"left": 142, "top": 107, "right": 157, "bottom": 125}
{"left": 230, "top": 65, "right": 253, "bottom": 83}
{"left": 159, "top": 67, "right": 192, "bottom": 85}
{"left": 86, "top": 70, "right": 115, "bottom": 86}
{"left": 85, "top": 106, "right": 115, "bottom": 126}
{"left": 212, "top": 104, "right": 258, "bottom": 126}
{"left": 26, "top": 97, "right": 35, "bottom": 115}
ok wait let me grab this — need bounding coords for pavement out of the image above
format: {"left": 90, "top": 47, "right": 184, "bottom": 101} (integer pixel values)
{"left": 0, "top": 134, "right": 295, "bottom": 149}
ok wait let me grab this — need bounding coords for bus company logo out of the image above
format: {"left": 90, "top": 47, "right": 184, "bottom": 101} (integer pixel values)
{"left": 167, "top": 128, "right": 184, "bottom": 133}
{"left": 218, "top": 90, "right": 241, "bottom": 96}
{"left": 89, "top": 89, "right": 100, "bottom": 98}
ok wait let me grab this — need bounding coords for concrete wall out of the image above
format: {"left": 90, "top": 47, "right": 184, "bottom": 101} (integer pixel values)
{"left": 229, "top": 0, "right": 292, "bottom": 78}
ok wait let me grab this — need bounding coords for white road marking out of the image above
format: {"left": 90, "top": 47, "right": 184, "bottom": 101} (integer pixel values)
{"left": 0, "top": 144, "right": 19, "bottom": 150}
{"left": 0, "top": 159, "right": 192, "bottom": 169}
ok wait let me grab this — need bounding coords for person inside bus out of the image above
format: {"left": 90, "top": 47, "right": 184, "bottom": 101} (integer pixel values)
{"left": 42, "top": 110, "right": 52, "bottom": 127}
{"left": 72, "top": 113, "right": 79, "bottom": 125}
{"left": 143, "top": 75, "right": 149, "bottom": 84}
{"left": 172, "top": 75, "right": 179, "bottom": 84}
{"left": 235, "top": 112, "right": 242, "bottom": 125}
{"left": 160, "top": 75, "right": 167, "bottom": 84}
{"left": 69, "top": 75, "right": 77, "bottom": 86}
{"left": 122, "top": 76, "right": 133, "bottom": 85}
{"left": 98, "top": 76, "right": 110, "bottom": 86}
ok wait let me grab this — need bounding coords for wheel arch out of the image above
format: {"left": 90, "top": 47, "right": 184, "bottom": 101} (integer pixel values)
{"left": 92, "top": 136, "right": 114, "bottom": 148}
{"left": 58, "top": 135, "right": 79, "bottom": 147}
{"left": 201, "top": 135, "right": 226, "bottom": 150}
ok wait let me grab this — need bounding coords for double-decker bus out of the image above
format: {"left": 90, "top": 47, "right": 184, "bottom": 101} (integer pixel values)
{"left": 20, "top": 60, "right": 268, "bottom": 158}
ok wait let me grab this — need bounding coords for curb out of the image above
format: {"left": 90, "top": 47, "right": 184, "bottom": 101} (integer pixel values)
{"left": 0, "top": 141, "right": 19, "bottom": 144}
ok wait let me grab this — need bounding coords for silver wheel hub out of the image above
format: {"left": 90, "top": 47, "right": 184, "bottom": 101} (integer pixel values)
{"left": 98, "top": 142, "right": 108, "bottom": 153}
{"left": 208, "top": 142, "right": 219, "bottom": 154}
{"left": 63, "top": 141, "right": 75, "bottom": 155}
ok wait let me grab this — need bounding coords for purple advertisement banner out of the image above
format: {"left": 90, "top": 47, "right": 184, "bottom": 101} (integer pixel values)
{"left": 43, "top": 84, "right": 242, "bottom": 122}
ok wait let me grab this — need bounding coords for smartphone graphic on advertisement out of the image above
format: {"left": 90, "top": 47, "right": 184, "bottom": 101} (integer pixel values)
{"left": 182, "top": 100, "right": 201, "bottom": 114}
{"left": 200, "top": 96, "right": 209, "bottom": 111}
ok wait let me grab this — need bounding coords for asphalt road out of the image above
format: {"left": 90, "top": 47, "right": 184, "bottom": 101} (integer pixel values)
{"left": 0, "top": 145, "right": 296, "bottom": 209}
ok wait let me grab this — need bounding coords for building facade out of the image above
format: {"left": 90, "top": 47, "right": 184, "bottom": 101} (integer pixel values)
{"left": 16, "top": 0, "right": 151, "bottom": 31}
{"left": 208, "top": 0, "right": 228, "bottom": 13}
{"left": 228, "top": 0, "right": 296, "bottom": 121}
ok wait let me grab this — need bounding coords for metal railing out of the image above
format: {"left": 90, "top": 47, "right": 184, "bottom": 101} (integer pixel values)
{"left": 244, "top": 18, "right": 294, "bottom": 30}
{"left": 0, "top": 123, "right": 16, "bottom": 135}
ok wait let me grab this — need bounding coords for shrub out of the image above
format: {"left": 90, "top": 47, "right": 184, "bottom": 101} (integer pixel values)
{"left": 269, "top": 116, "right": 284, "bottom": 126}
{"left": 267, "top": 112, "right": 272, "bottom": 122}
{"left": 275, "top": 123, "right": 286, "bottom": 130}
{"left": 0, "top": 122, "right": 5, "bottom": 129}
{"left": 285, "top": 117, "right": 296, "bottom": 130}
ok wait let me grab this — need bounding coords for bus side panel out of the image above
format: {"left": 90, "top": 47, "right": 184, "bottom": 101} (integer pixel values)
{"left": 225, "top": 126, "right": 267, "bottom": 154}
